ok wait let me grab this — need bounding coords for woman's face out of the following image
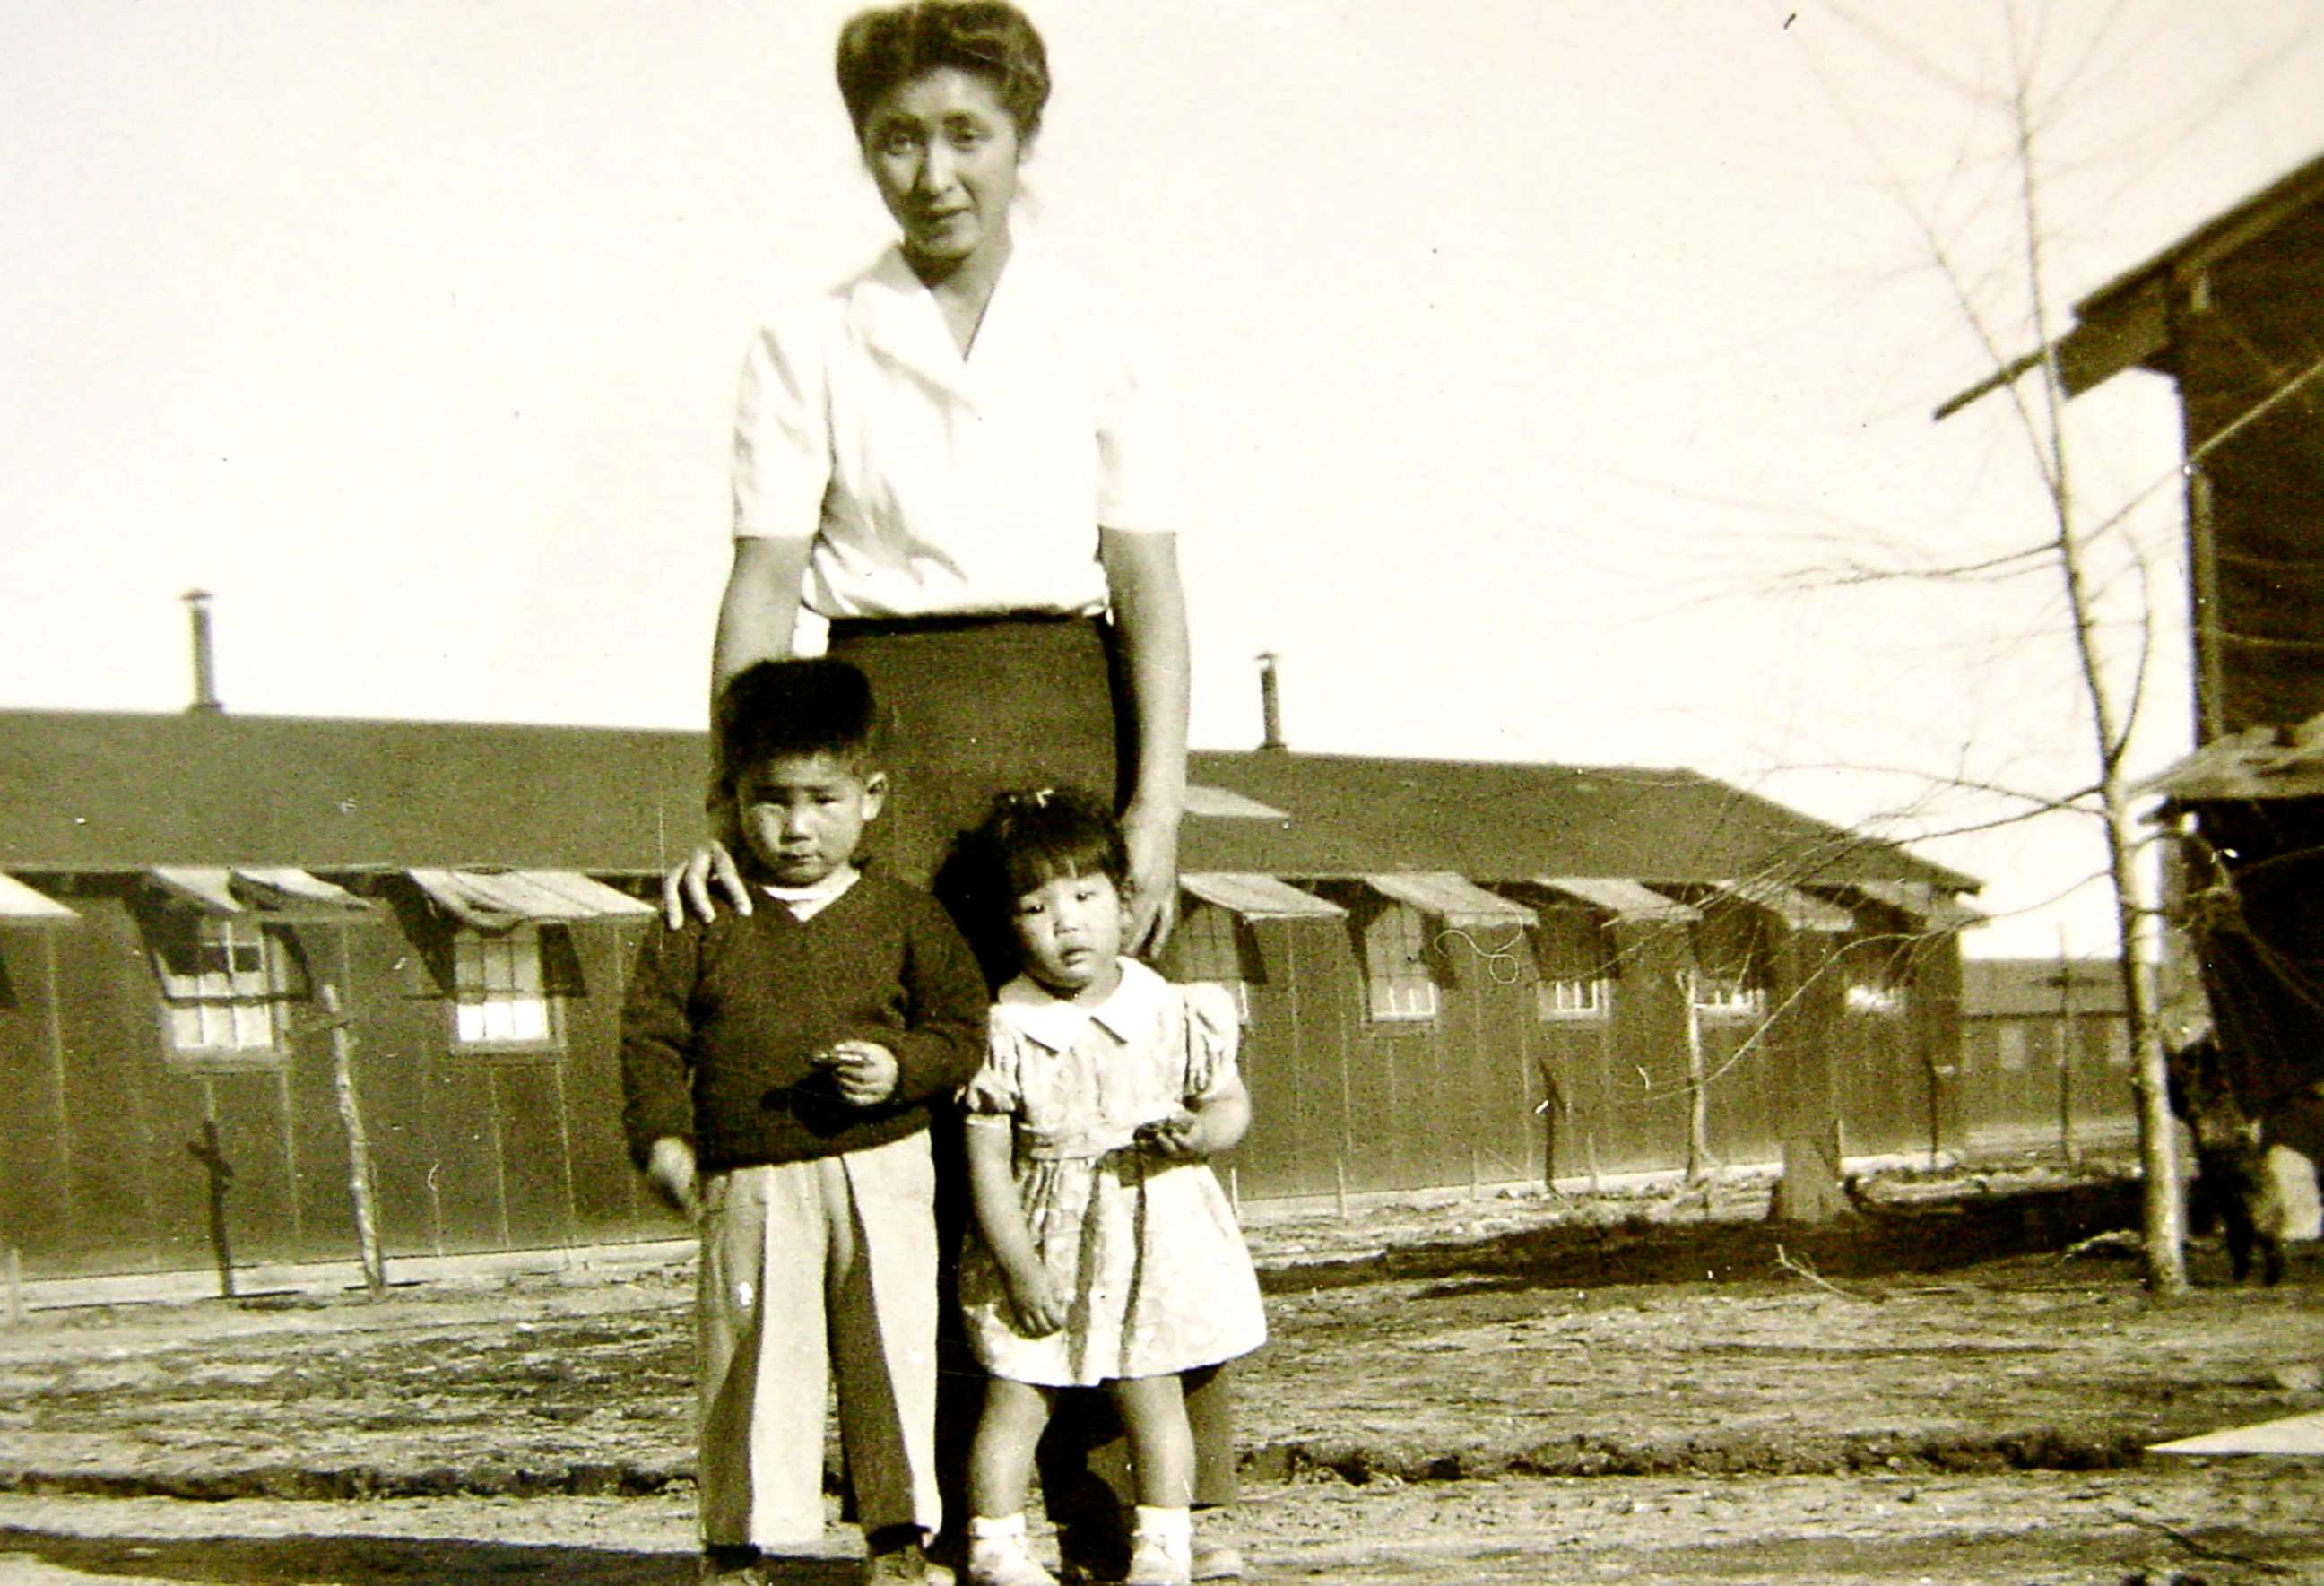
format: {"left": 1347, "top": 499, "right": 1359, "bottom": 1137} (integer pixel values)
{"left": 862, "top": 66, "right": 1022, "bottom": 273}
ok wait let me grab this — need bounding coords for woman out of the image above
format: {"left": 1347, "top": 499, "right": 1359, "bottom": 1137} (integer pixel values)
{"left": 666, "top": 4, "right": 1240, "bottom": 1581}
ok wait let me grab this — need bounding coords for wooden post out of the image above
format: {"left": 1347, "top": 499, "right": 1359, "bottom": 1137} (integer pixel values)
{"left": 322, "top": 984, "right": 387, "bottom": 1296}
{"left": 2048, "top": 941, "right": 2079, "bottom": 1169}
{"left": 1683, "top": 973, "right": 1713, "bottom": 1182}
{"left": 187, "top": 1115, "right": 236, "bottom": 1299}
{"left": 1334, "top": 1156, "right": 1348, "bottom": 1220}
{"left": 4, "top": 1246, "right": 22, "bottom": 1327}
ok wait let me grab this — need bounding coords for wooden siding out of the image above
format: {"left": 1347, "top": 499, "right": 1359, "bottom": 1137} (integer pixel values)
{"left": 0, "top": 888, "right": 663, "bottom": 1282}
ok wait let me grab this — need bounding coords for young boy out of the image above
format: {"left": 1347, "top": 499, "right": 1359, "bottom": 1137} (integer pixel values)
{"left": 622, "top": 657, "right": 986, "bottom": 1586}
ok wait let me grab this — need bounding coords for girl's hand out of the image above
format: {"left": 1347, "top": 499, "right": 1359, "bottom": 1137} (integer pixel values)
{"left": 662, "top": 839, "right": 752, "bottom": 928}
{"left": 1120, "top": 798, "right": 1180, "bottom": 956}
{"left": 815, "top": 1040, "right": 899, "bottom": 1106}
{"left": 1002, "top": 1261, "right": 1068, "bottom": 1337}
{"left": 1135, "top": 1108, "right": 1205, "bottom": 1162}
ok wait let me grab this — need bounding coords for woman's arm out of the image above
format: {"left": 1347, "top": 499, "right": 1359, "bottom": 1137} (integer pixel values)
{"left": 965, "top": 1120, "right": 1068, "bottom": 1337}
{"left": 1098, "top": 528, "right": 1190, "bottom": 956}
{"left": 662, "top": 536, "right": 814, "bottom": 927}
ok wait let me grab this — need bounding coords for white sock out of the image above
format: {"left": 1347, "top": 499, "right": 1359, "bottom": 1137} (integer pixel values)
{"left": 968, "top": 1513, "right": 1027, "bottom": 1540}
{"left": 1133, "top": 1505, "right": 1192, "bottom": 1545}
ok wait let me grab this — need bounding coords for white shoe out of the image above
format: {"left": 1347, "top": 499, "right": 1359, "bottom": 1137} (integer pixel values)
{"left": 1123, "top": 1531, "right": 1191, "bottom": 1586}
{"left": 967, "top": 1531, "right": 1059, "bottom": 1586}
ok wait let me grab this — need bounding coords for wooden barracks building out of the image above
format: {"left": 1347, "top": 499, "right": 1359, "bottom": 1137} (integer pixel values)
{"left": 1, "top": 648, "right": 1987, "bottom": 1284}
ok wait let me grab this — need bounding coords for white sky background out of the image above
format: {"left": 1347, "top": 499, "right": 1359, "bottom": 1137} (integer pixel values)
{"left": 5, "top": 0, "right": 2324, "bottom": 957}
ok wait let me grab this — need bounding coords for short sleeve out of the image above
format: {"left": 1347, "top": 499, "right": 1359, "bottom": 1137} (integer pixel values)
{"left": 1093, "top": 318, "right": 1187, "bottom": 536}
{"left": 732, "top": 308, "right": 834, "bottom": 542}
{"left": 1177, "top": 984, "right": 1242, "bottom": 1104}
{"left": 959, "top": 1014, "right": 1027, "bottom": 1119}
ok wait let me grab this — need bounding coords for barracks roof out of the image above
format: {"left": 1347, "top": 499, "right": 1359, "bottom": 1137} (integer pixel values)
{"left": 0, "top": 708, "right": 1976, "bottom": 896}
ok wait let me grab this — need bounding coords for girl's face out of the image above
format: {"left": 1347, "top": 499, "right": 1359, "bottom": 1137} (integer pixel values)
{"left": 862, "top": 66, "right": 1022, "bottom": 275}
{"left": 1010, "top": 868, "right": 1127, "bottom": 1001}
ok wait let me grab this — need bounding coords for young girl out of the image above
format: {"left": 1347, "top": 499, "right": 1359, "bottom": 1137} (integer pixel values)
{"left": 955, "top": 789, "right": 1267, "bottom": 1586}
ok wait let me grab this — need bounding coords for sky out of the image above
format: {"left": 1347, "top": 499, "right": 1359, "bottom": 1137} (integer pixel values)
{"left": 6, "top": 0, "right": 2324, "bottom": 957}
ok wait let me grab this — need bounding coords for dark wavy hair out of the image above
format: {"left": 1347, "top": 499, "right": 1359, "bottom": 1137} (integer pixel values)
{"left": 835, "top": 1, "right": 1051, "bottom": 144}
{"left": 715, "top": 657, "right": 879, "bottom": 784}
{"left": 967, "top": 785, "right": 1127, "bottom": 902}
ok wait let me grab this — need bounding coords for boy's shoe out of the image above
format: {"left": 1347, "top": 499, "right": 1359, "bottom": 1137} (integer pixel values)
{"left": 1190, "top": 1541, "right": 1245, "bottom": 1581}
{"left": 1122, "top": 1531, "right": 1192, "bottom": 1586}
{"left": 967, "top": 1530, "right": 1059, "bottom": 1586}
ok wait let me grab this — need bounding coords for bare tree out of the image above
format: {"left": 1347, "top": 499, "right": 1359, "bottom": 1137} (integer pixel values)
{"left": 1765, "top": 1, "right": 2324, "bottom": 1292}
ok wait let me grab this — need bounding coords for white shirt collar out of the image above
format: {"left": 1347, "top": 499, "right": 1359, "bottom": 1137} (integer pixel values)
{"left": 847, "top": 224, "right": 1048, "bottom": 402}
{"left": 997, "top": 957, "right": 1171, "bottom": 1052}
{"left": 757, "top": 864, "right": 860, "bottom": 921}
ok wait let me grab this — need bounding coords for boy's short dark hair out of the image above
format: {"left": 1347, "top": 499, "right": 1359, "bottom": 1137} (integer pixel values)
{"left": 835, "top": 1, "right": 1051, "bottom": 144}
{"left": 717, "top": 658, "right": 879, "bottom": 781}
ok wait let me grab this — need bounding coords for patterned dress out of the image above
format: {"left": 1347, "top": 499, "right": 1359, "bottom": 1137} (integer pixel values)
{"left": 958, "top": 959, "right": 1269, "bottom": 1387}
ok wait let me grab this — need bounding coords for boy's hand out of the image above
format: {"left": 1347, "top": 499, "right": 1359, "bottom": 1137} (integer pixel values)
{"left": 662, "top": 839, "right": 752, "bottom": 928}
{"left": 1134, "top": 1108, "right": 1204, "bottom": 1161}
{"left": 1002, "top": 1260, "right": 1068, "bottom": 1337}
{"left": 645, "top": 1136, "right": 701, "bottom": 1222}
{"left": 815, "top": 1040, "right": 899, "bottom": 1106}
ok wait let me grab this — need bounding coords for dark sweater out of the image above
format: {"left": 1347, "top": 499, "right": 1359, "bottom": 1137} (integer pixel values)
{"left": 620, "top": 871, "right": 986, "bottom": 1174}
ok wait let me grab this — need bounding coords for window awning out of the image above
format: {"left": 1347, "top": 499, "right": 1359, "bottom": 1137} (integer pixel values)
{"left": 1713, "top": 877, "right": 1853, "bottom": 933}
{"left": 1847, "top": 878, "right": 1983, "bottom": 932}
{"left": 1180, "top": 872, "right": 1345, "bottom": 920}
{"left": 1363, "top": 873, "right": 1538, "bottom": 928}
{"left": 0, "top": 871, "right": 76, "bottom": 926}
{"left": 149, "top": 866, "right": 374, "bottom": 921}
{"left": 409, "top": 869, "right": 656, "bottom": 932}
{"left": 1183, "top": 784, "right": 1292, "bottom": 819}
{"left": 1531, "top": 876, "right": 1698, "bottom": 923}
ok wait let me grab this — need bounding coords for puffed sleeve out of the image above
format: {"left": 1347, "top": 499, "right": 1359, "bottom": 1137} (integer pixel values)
{"left": 732, "top": 304, "right": 833, "bottom": 542}
{"left": 959, "top": 1011, "right": 1026, "bottom": 1122}
{"left": 1177, "top": 984, "right": 1243, "bottom": 1104}
{"left": 1093, "top": 312, "right": 1187, "bottom": 536}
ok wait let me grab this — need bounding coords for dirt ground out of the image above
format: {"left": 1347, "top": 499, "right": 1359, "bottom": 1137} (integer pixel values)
{"left": 2, "top": 1154, "right": 2320, "bottom": 1584}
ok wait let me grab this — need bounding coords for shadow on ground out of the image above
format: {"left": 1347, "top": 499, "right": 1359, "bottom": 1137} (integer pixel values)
{"left": 0, "top": 1528, "right": 854, "bottom": 1585}
{"left": 1261, "top": 1179, "right": 2147, "bottom": 1296}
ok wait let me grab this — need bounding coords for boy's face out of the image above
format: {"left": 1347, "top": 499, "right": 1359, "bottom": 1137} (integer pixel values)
{"left": 733, "top": 752, "right": 886, "bottom": 888}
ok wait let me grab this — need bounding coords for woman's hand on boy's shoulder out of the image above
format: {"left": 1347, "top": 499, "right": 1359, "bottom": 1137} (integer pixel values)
{"left": 663, "top": 839, "right": 753, "bottom": 928}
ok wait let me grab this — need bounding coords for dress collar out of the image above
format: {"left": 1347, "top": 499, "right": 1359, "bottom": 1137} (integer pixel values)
{"left": 997, "top": 957, "right": 1171, "bottom": 1052}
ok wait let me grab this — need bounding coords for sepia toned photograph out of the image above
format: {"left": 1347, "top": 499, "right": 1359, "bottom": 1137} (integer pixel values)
{"left": 3, "top": 3, "right": 2321, "bottom": 1581}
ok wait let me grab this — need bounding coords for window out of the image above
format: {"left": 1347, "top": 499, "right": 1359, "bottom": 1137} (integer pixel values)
{"left": 1845, "top": 983, "right": 1906, "bottom": 1016}
{"left": 451, "top": 927, "right": 558, "bottom": 1049}
{"left": 1690, "top": 975, "right": 1765, "bottom": 1018}
{"left": 1533, "top": 905, "right": 1615, "bottom": 1022}
{"left": 1996, "top": 1022, "right": 2028, "bottom": 1071}
{"left": 1362, "top": 903, "right": 1439, "bottom": 1022}
{"left": 1172, "top": 903, "right": 1256, "bottom": 1023}
{"left": 1538, "top": 976, "right": 1613, "bottom": 1019}
{"left": 158, "top": 918, "right": 293, "bottom": 1055}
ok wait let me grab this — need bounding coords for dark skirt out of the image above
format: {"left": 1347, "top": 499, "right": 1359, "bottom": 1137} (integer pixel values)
{"left": 828, "top": 614, "right": 1128, "bottom": 986}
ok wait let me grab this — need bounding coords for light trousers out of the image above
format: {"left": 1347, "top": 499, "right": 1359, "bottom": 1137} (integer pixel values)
{"left": 696, "top": 1133, "right": 941, "bottom": 1547}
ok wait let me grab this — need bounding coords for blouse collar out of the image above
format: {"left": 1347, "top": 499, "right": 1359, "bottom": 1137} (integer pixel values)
{"left": 848, "top": 223, "right": 1047, "bottom": 400}
{"left": 997, "top": 957, "right": 1171, "bottom": 1052}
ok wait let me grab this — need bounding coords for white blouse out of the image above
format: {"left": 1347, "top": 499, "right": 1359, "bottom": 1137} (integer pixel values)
{"left": 732, "top": 238, "right": 1185, "bottom": 620}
